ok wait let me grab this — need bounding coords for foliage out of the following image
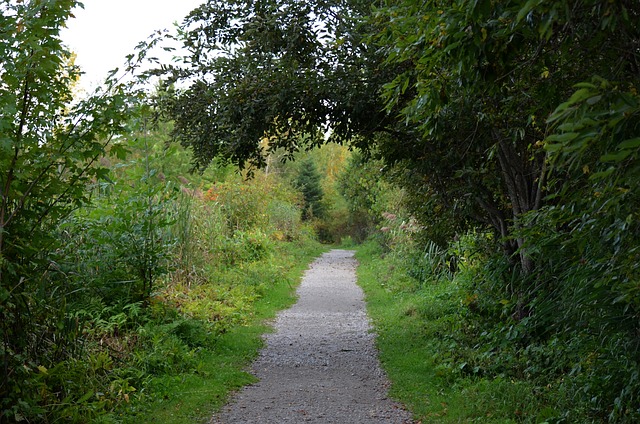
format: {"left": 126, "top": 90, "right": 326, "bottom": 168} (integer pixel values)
{"left": 141, "top": 0, "right": 640, "bottom": 420}
{"left": 0, "top": 0, "right": 336, "bottom": 422}
{"left": 155, "top": 0, "right": 394, "bottom": 171}
{"left": 293, "top": 157, "right": 325, "bottom": 220}
{"left": 4, "top": 0, "right": 640, "bottom": 421}
{"left": 267, "top": 199, "right": 302, "bottom": 241}
{"left": 0, "top": 50, "right": 326, "bottom": 419}
{"left": 509, "top": 78, "right": 640, "bottom": 422}
{"left": 356, "top": 240, "right": 552, "bottom": 423}
{"left": 371, "top": 2, "right": 639, "bottom": 419}
{"left": 0, "top": 1, "right": 145, "bottom": 420}
{"left": 124, "top": 241, "right": 325, "bottom": 424}
{"left": 274, "top": 143, "right": 353, "bottom": 243}
{"left": 337, "top": 151, "right": 399, "bottom": 242}
{"left": 159, "top": 0, "right": 638, "bottom": 291}
{"left": 362, "top": 210, "right": 640, "bottom": 422}
{"left": 64, "top": 162, "right": 176, "bottom": 304}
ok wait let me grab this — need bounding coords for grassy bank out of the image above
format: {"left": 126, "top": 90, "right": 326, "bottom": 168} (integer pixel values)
{"left": 120, "top": 241, "right": 327, "bottom": 423}
{"left": 356, "top": 241, "right": 557, "bottom": 423}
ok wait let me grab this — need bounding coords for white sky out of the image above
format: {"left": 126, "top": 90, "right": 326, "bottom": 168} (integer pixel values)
{"left": 62, "top": 0, "right": 204, "bottom": 92}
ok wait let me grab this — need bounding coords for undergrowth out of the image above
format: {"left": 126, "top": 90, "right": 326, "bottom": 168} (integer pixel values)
{"left": 358, "top": 212, "right": 640, "bottom": 424}
{"left": 0, "top": 127, "right": 329, "bottom": 423}
{"left": 117, "top": 240, "right": 325, "bottom": 423}
{"left": 356, "top": 240, "right": 557, "bottom": 423}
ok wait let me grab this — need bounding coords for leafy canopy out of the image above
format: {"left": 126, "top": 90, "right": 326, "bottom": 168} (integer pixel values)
{"left": 156, "top": 0, "right": 397, "bottom": 171}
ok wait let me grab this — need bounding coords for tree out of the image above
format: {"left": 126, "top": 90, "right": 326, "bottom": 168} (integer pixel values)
{"left": 373, "top": 0, "right": 639, "bottom": 270}
{"left": 155, "top": 0, "right": 397, "bottom": 172}
{"left": 294, "top": 157, "right": 325, "bottom": 220}
{"left": 337, "top": 152, "right": 391, "bottom": 242}
{"left": 0, "top": 1, "right": 138, "bottom": 417}
{"left": 373, "top": 2, "right": 640, "bottom": 418}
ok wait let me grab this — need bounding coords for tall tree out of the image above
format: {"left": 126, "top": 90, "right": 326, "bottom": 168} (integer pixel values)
{"left": 294, "top": 157, "right": 325, "bottom": 220}
{"left": 374, "top": 0, "right": 639, "bottom": 271}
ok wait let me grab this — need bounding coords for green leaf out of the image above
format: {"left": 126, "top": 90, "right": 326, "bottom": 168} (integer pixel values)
{"left": 547, "top": 101, "right": 574, "bottom": 123}
{"left": 586, "top": 95, "right": 602, "bottom": 105}
{"left": 601, "top": 150, "right": 632, "bottom": 162}
{"left": 573, "top": 82, "right": 597, "bottom": 89}
{"left": 589, "top": 167, "right": 615, "bottom": 180}
{"left": 539, "top": 8, "right": 557, "bottom": 40}
{"left": 618, "top": 137, "right": 640, "bottom": 150}
{"left": 78, "top": 391, "right": 94, "bottom": 404}
{"left": 546, "top": 132, "right": 579, "bottom": 143}
{"left": 517, "top": 0, "right": 542, "bottom": 23}
{"left": 567, "top": 88, "right": 595, "bottom": 105}
{"left": 544, "top": 142, "right": 563, "bottom": 153}
{"left": 95, "top": 167, "right": 113, "bottom": 182}
{"left": 401, "top": 76, "right": 410, "bottom": 94}
{"left": 110, "top": 144, "right": 130, "bottom": 160}
{"left": 443, "top": 41, "right": 461, "bottom": 53}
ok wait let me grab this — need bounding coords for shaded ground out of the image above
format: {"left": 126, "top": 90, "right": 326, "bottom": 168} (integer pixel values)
{"left": 212, "top": 249, "right": 413, "bottom": 424}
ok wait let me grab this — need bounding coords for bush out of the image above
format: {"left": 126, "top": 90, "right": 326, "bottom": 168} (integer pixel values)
{"left": 267, "top": 199, "right": 302, "bottom": 241}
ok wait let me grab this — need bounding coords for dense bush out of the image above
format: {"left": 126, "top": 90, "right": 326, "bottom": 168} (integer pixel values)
{"left": 362, "top": 205, "right": 640, "bottom": 422}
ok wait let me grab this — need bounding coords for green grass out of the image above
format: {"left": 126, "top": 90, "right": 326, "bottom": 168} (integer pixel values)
{"left": 355, "top": 241, "right": 554, "bottom": 423}
{"left": 119, "top": 241, "right": 327, "bottom": 423}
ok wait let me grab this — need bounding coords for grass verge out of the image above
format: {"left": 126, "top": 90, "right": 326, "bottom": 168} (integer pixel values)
{"left": 356, "top": 241, "right": 555, "bottom": 423}
{"left": 118, "top": 240, "right": 327, "bottom": 424}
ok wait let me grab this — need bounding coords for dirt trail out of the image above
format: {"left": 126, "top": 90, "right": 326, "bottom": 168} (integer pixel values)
{"left": 212, "top": 249, "right": 413, "bottom": 424}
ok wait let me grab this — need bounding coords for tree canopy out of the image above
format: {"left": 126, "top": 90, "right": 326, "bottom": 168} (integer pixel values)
{"left": 156, "top": 0, "right": 400, "bottom": 171}
{"left": 160, "top": 0, "right": 639, "bottom": 268}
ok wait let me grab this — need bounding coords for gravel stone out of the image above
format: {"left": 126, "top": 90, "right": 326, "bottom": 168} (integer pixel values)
{"left": 211, "top": 249, "right": 414, "bottom": 424}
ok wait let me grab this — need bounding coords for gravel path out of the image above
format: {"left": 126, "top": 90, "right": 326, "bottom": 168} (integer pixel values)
{"left": 212, "top": 249, "right": 413, "bottom": 424}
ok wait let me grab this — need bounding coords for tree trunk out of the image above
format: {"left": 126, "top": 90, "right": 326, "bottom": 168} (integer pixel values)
{"left": 495, "top": 136, "right": 545, "bottom": 275}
